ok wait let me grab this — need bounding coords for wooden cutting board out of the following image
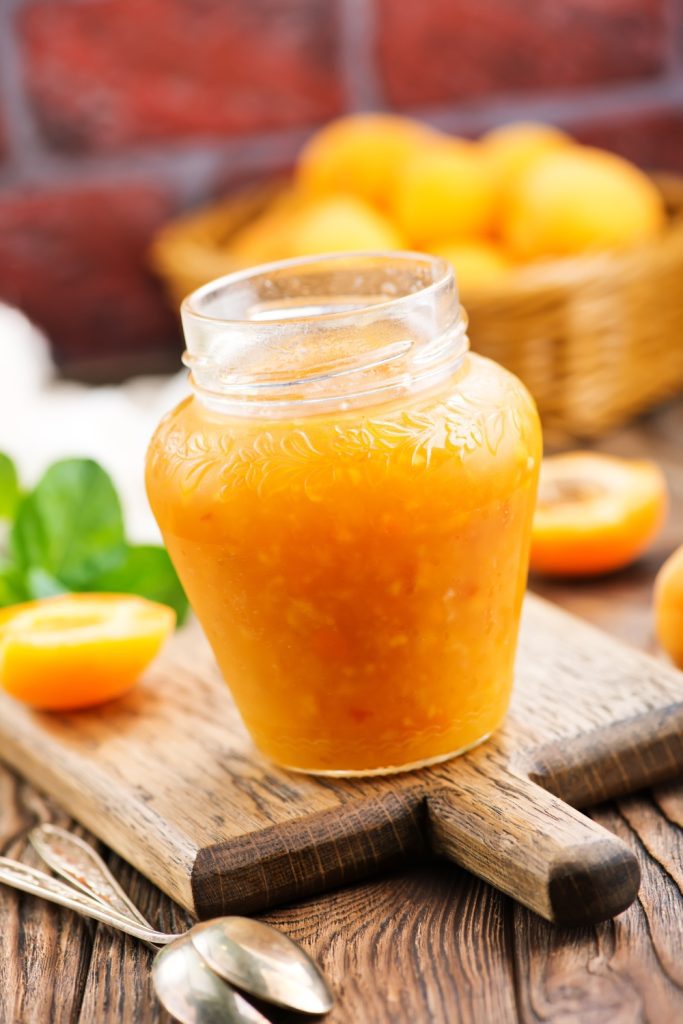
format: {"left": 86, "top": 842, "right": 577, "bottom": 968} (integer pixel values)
{"left": 0, "top": 593, "right": 682, "bottom": 927}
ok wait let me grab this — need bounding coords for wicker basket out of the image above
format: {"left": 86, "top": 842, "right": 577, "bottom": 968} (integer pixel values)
{"left": 150, "top": 175, "right": 683, "bottom": 437}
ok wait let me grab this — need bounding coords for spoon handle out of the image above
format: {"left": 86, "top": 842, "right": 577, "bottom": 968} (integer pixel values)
{"left": 0, "top": 856, "right": 178, "bottom": 946}
{"left": 29, "top": 824, "right": 153, "bottom": 928}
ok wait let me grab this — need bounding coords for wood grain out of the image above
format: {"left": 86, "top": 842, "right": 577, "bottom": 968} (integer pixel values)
{"left": 76, "top": 856, "right": 189, "bottom": 1024}
{"left": 259, "top": 864, "right": 519, "bottom": 1024}
{"left": 527, "top": 704, "right": 683, "bottom": 807}
{"left": 510, "top": 801, "right": 683, "bottom": 1024}
{"left": 427, "top": 771, "right": 639, "bottom": 924}
{"left": 0, "top": 591, "right": 682, "bottom": 926}
{"left": 0, "top": 779, "right": 94, "bottom": 1024}
{"left": 0, "top": 399, "right": 682, "bottom": 1021}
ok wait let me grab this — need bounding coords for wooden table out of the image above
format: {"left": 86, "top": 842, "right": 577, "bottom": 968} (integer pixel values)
{"left": 1, "top": 401, "right": 682, "bottom": 1024}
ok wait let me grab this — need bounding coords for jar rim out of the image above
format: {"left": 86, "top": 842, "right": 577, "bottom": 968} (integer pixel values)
{"left": 180, "top": 250, "right": 454, "bottom": 328}
{"left": 181, "top": 251, "right": 467, "bottom": 417}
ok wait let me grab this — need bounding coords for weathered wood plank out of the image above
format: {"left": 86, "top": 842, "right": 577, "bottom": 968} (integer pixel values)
{"left": 0, "top": 399, "right": 682, "bottom": 1021}
{"left": 76, "top": 852, "right": 191, "bottom": 1024}
{"left": 509, "top": 800, "right": 683, "bottom": 1023}
{"left": 1, "top": 591, "right": 682, "bottom": 926}
{"left": 259, "top": 864, "right": 519, "bottom": 1024}
{"left": 0, "top": 775, "right": 93, "bottom": 1024}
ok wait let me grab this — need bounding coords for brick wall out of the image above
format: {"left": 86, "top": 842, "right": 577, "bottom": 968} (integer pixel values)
{"left": 1, "top": 0, "right": 682, "bottom": 378}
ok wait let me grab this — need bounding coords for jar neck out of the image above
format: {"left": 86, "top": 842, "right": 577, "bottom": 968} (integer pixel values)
{"left": 181, "top": 253, "right": 469, "bottom": 418}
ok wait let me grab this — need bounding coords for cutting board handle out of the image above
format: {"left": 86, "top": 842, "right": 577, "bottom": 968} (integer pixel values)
{"left": 425, "top": 771, "right": 639, "bottom": 925}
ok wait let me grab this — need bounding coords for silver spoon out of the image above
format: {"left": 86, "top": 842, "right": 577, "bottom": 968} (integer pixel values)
{"left": 29, "top": 825, "right": 332, "bottom": 1015}
{"left": 0, "top": 855, "right": 267, "bottom": 1023}
{"left": 23, "top": 826, "right": 333, "bottom": 1017}
{"left": 29, "top": 824, "right": 152, "bottom": 927}
{"left": 153, "top": 939, "right": 272, "bottom": 1024}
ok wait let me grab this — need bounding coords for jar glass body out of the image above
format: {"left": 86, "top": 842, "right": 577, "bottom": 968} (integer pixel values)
{"left": 146, "top": 254, "right": 541, "bottom": 775}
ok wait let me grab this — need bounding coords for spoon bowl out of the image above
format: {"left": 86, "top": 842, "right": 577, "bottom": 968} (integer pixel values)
{"left": 153, "top": 936, "right": 271, "bottom": 1024}
{"left": 191, "top": 917, "right": 334, "bottom": 1015}
{"left": 0, "top": 825, "right": 336, "bottom": 1023}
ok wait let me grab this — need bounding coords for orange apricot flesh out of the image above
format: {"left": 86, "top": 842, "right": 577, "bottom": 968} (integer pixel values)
{"left": 654, "top": 544, "right": 683, "bottom": 668}
{"left": 530, "top": 452, "right": 667, "bottom": 577}
{"left": 0, "top": 593, "right": 176, "bottom": 711}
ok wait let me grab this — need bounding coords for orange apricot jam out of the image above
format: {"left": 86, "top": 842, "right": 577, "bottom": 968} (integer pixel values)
{"left": 146, "top": 254, "right": 541, "bottom": 774}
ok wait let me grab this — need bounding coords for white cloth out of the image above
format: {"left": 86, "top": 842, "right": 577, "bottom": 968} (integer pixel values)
{"left": 0, "top": 303, "right": 189, "bottom": 542}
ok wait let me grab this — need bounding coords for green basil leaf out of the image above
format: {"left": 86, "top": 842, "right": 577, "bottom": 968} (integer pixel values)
{"left": 92, "top": 544, "right": 188, "bottom": 624}
{"left": 10, "top": 458, "right": 126, "bottom": 590}
{"left": 0, "top": 453, "right": 20, "bottom": 520}
{"left": 25, "top": 567, "right": 70, "bottom": 600}
{"left": 0, "top": 562, "right": 29, "bottom": 607}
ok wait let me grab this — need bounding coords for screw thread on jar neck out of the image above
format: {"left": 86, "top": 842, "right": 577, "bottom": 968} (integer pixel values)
{"left": 181, "top": 252, "right": 469, "bottom": 417}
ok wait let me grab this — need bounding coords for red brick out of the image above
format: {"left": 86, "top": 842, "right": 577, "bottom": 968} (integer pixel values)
{"left": 376, "top": 0, "right": 666, "bottom": 109}
{"left": 0, "top": 184, "right": 179, "bottom": 371}
{"left": 19, "top": 0, "right": 344, "bottom": 153}
{"left": 572, "top": 108, "right": 683, "bottom": 173}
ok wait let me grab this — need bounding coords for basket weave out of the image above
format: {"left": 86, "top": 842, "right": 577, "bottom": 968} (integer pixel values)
{"left": 150, "top": 175, "right": 683, "bottom": 437}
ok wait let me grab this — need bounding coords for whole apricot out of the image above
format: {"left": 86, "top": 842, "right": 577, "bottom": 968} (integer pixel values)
{"left": 285, "top": 195, "right": 405, "bottom": 257}
{"left": 654, "top": 545, "right": 683, "bottom": 668}
{"left": 229, "top": 189, "right": 305, "bottom": 266}
{"left": 503, "top": 146, "right": 665, "bottom": 259}
{"left": 429, "top": 239, "right": 511, "bottom": 290}
{"left": 296, "top": 113, "right": 435, "bottom": 211}
{"left": 481, "top": 121, "right": 572, "bottom": 197}
{"left": 392, "top": 138, "right": 497, "bottom": 246}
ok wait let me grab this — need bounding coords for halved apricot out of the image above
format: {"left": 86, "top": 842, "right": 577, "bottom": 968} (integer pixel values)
{"left": 530, "top": 452, "right": 668, "bottom": 577}
{"left": 0, "top": 593, "right": 175, "bottom": 711}
{"left": 654, "top": 544, "right": 683, "bottom": 668}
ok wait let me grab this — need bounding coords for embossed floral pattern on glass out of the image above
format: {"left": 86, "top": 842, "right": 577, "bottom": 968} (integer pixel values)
{"left": 146, "top": 254, "right": 541, "bottom": 775}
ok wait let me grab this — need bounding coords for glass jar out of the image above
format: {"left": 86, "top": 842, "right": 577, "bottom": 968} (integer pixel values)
{"left": 146, "top": 253, "right": 541, "bottom": 775}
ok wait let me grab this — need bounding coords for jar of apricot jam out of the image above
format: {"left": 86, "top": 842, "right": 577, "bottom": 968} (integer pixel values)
{"left": 146, "top": 253, "right": 541, "bottom": 775}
